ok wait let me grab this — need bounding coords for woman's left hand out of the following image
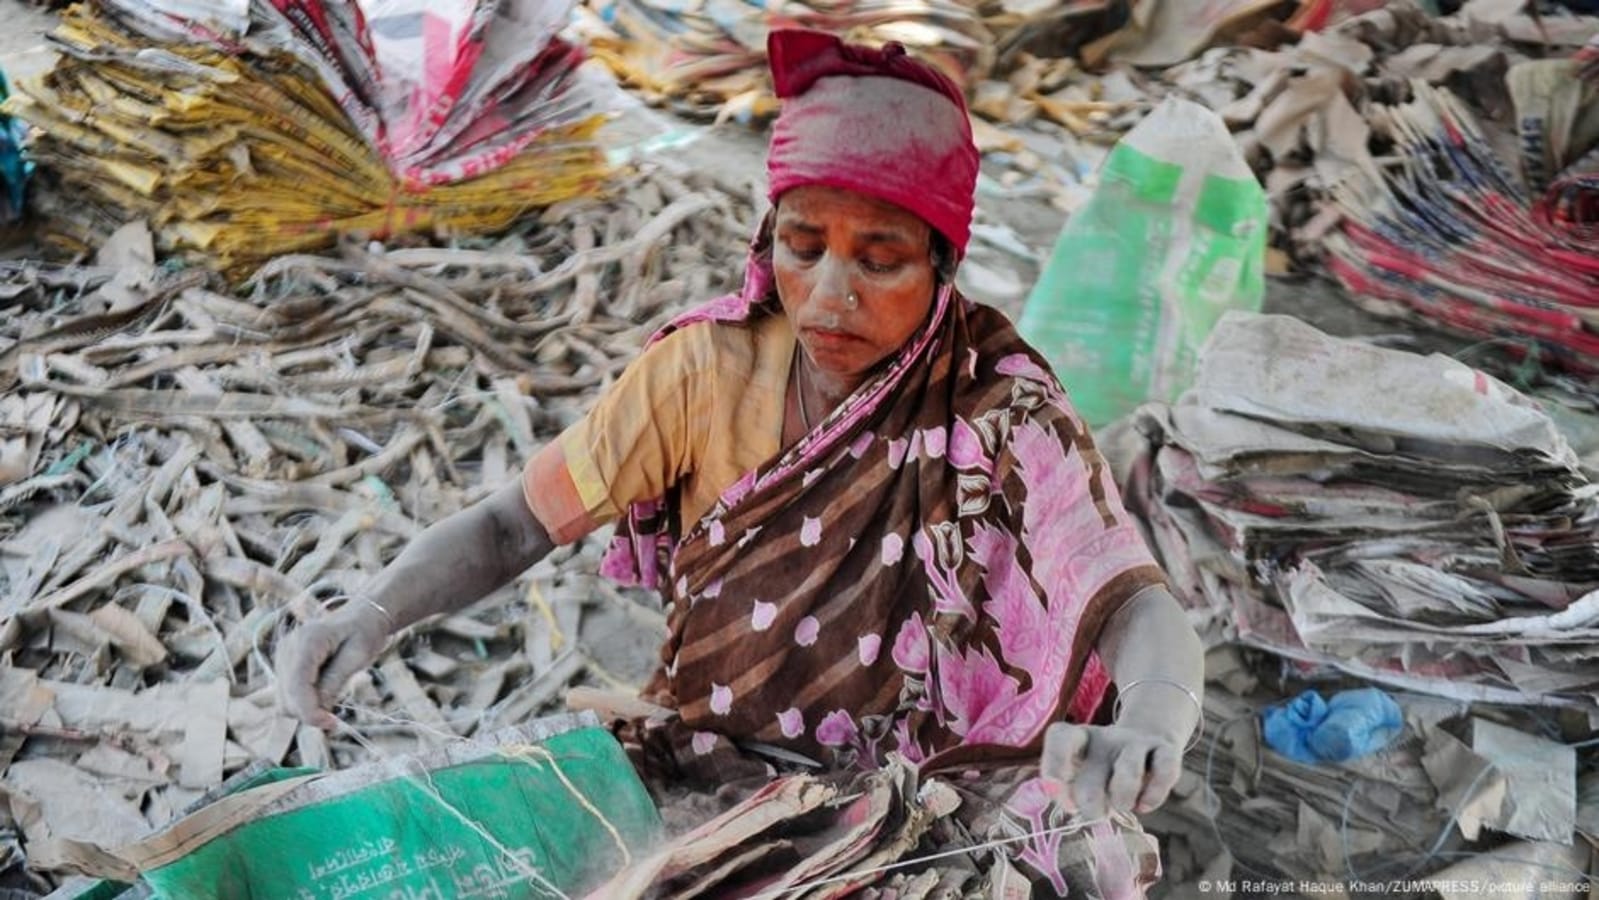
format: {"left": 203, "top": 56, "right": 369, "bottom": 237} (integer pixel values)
{"left": 1039, "top": 721, "right": 1184, "bottom": 819}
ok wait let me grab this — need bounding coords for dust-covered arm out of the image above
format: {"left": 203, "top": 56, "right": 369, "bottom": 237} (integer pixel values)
{"left": 278, "top": 322, "right": 702, "bottom": 727}
{"left": 1042, "top": 584, "right": 1204, "bottom": 817}
{"left": 1095, "top": 584, "right": 1205, "bottom": 746}
{"left": 362, "top": 481, "right": 555, "bottom": 630}
{"left": 276, "top": 481, "right": 560, "bottom": 728}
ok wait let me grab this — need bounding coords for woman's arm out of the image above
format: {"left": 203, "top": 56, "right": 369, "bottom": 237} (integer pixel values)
{"left": 278, "top": 324, "right": 712, "bottom": 727}
{"left": 363, "top": 481, "right": 556, "bottom": 630}
{"left": 1096, "top": 585, "right": 1205, "bottom": 746}
{"left": 276, "top": 481, "right": 563, "bottom": 728}
{"left": 1042, "top": 584, "right": 1204, "bottom": 818}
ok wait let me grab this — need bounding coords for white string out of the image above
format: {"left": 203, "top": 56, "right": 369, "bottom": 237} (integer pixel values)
{"left": 332, "top": 714, "right": 574, "bottom": 900}
{"left": 338, "top": 702, "right": 637, "bottom": 866}
{"left": 499, "top": 742, "right": 634, "bottom": 866}
{"left": 338, "top": 698, "right": 634, "bottom": 865}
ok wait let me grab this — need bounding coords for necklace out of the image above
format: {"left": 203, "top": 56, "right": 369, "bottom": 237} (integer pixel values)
{"left": 793, "top": 345, "right": 813, "bottom": 431}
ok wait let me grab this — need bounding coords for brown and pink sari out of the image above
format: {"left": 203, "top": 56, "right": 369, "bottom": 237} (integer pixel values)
{"left": 596, "top": 217, "right": 1168, "bottom": 895}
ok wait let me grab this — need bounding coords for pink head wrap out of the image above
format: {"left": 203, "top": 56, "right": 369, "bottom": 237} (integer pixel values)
{"left": 765, "top": 29, "right": 980, "bottom": 258}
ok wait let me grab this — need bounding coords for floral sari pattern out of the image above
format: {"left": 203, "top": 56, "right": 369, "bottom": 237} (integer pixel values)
{"left": 601, "top": 231, "right": 1164, "bottom": 782}
{"left": 597, "top": 226, "right": 1168, "bottom": 894}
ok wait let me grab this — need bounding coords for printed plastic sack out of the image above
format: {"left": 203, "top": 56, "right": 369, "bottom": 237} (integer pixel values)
{"left": 110, "top": 714, "right": 661, "bottom": 900}
{"left": 1017, "top": 97, "right": 1267, "bottom": 428}
{"left": 1508, "top": 58, "right": 1599, "bottom": 195}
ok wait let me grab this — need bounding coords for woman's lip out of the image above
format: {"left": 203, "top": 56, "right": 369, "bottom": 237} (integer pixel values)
{"left": 802, "top": 327, "right": 860, "bottom": 345}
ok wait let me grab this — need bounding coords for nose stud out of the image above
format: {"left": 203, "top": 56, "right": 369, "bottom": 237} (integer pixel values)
{"left": 845, "top": 292, "right": 859, "bottom": 310}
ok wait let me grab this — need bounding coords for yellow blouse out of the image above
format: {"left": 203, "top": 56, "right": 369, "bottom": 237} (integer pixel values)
{"left": 523, "top": 314, "right": 795, "bottom": 543}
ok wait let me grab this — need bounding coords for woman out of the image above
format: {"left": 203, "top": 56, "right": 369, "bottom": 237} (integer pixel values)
{"left": 278, "top": 29, "right": 1204, "bottom": 895}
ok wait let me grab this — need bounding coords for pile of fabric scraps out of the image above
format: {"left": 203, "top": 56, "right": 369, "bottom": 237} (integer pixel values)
{"left": 575, "top": 0, "right": 994, "bottom": 122}
{"left": 1078, "top": 0, "right": 1307, "bottom": 69}
{"left": 1154, "top": 1, "right": 1599, "bottom": 373}
{"left": 578, "top": 0, "right": 1279, "bottom": 125}
{"left": 0, "top": 161, "right": 753, "bottom": 893}
{"left": 1158, "top": 1, "right": 1581, "bottom": 231}
{"left": 985, "top": 0, "right": 1122, "bottom": 68}
{"left": 1144, "top": 659, "right": 1598, "bottom": 889}
{"left": 1118, "top": 313, "right": 1599, "bottom": 709}
{"left": 598, "top": 758, "right": 1149, "bottom": 898}
{"left": 1324, "top": 71, "right": 1599, "bottom": 376}
{"left": 595, "top": 761, "right": 967, "bottom": 898}
{"left": 997, "top": 0, "right": 1429, "bottom": 75}
{"left": 570, "top": 0, "right": 1476, "bottom": 127}
{"left": 969, "top": 53, "right": 1152, "bottom": 141}
{"left": 0, "top": 0, "right": 611, "bottom": 274}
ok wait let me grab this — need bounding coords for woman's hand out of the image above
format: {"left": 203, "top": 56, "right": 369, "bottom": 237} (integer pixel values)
{"left": 1040, "top": 721, "right": 1184, "bottom": 818}
{"left": 1064, "top": 584, "right": 1204, "bottom": 818}
{"left": 274, "top": 481, "right": 558, "bottom": 728}
{"left": 276, "top": 601, "right": 392, "bottom": 730}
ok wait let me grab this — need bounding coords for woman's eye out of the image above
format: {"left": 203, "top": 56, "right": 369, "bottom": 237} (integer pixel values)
{"left": 786, "top": 243, "right": 823, "bottom": 262}
{"left": 862, "top": 258, "right": 902, "bottom": 275}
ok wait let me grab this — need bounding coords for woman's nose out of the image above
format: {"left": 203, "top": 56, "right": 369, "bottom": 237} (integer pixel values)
{"left": 808, "top": 257, "right": 853, "bottom": 311}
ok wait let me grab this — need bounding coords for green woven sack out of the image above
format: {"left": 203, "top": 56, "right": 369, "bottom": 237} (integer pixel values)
{"left": 107, "top": 713, "right": 659, "bottom": 900}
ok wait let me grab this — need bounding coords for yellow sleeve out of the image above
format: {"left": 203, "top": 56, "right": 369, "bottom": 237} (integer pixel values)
{"left": 524, "top": 324, "right": 713, "bottom": 531}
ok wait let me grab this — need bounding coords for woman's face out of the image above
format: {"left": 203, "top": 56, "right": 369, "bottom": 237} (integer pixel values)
{"left": 772, "top": 185, "right": 938, "bottom": 392}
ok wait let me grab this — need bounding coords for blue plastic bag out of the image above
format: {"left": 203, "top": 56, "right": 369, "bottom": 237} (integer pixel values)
{"left": 1262, "top": 688, "right": 1403, "bottom": 764}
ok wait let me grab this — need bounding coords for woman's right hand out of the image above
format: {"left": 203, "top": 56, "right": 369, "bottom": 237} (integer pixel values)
{"left": 276, "top": 600, "right": 393, "bottom": 730}
{"left": 274, "top": 481, "right": 560, "bottom": 729}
